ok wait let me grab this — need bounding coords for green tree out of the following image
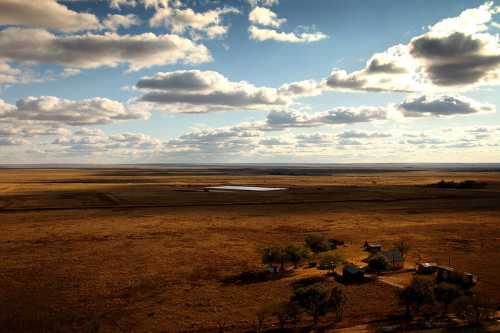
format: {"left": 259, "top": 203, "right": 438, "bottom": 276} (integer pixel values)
{"left": 434, "top": 283, "right": 461, "bottom": 314}
{"left": 305, "top": 233, "right": 331, "bottom": 253}
{"left": 393, "top": 240, "right": 410, "bottom": 258}
{"left": 258, "top": 245, "right": 287, "bottom": 271}
{"left": 368, "top": 255, "right": 390, "bottom": 272}
{"left": 397, "top": 276, "right": 435, "bottom": 317}
{"left": 285, "top": 245, "right": 310, "bottom": 269}
{"left": 319, "top": 253, "right": 343, "bottom": 272}
{"left": 290, "top": 283, "right": 346, "bottom": 328}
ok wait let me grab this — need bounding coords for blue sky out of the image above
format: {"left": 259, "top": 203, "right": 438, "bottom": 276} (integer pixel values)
{"left": 0, "top": 0, "right": 499, "bottom": 163}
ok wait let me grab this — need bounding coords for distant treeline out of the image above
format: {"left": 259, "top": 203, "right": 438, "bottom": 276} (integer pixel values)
{"left": 427, "top": 180, "right": 487, "bottom": 189}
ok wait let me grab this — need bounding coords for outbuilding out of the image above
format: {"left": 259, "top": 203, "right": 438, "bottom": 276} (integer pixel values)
{"left": 343, "top": 265, "right": 364, "bottom": 282}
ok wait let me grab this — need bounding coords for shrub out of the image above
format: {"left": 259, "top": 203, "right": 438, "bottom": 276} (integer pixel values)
{"left": 305, "top": 233, "right": 331, "bottom": 253}
{"left": 266, "top": 301, "right": 299, "bottom": 329}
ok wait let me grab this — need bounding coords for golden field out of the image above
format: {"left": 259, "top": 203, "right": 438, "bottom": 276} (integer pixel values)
{"left": 0, "top": 168, "right": 499, "bottom": 332}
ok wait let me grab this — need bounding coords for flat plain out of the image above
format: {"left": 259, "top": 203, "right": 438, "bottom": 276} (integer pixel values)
{"left": 0, "top": 167, "right": 499, "bottom": 332}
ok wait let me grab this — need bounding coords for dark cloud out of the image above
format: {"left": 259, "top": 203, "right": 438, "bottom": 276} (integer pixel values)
{"left": 398, "top": 94, "right": 495, "bottom": 117}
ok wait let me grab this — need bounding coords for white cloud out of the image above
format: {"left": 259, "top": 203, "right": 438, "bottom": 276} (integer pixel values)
{"left": 324, "top": 2, "right": 500, "bottom": 92}
{"left": 249, "top": 25, "right": 328, "bottom": 43}
{"left": 150, "top": 6, "right": 239, "bottom": 40}
{"left": 102, "top": 14, "right": 141, "bottom": 31}
{"left": 398, "top": 94, "right": 495, "bottom": 117}
{"left": 0, "top": 0, "right": 101, "bottom": 32}
{"left": 0, "top": 96, "right": 150, "bottom": 126}
{"left": 136, "top": 70, "right": 297, "bottom": 112}
{"left": 247, "top": 0, "right": 279, "bottom": 7}
{"left": 0, "top": 28, "right": 212, "bottom": 71}
{"left": 249, "top": 7, "right": 286, "bottom": 27}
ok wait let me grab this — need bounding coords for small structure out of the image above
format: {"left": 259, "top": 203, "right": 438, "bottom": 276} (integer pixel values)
{"left": 343, "top": 265, "right": 364, "bottom": 282}
{"left": 363, "top": 241, "right": 382, "bottom": 253}
{"left": 267, "top": 265, "right": 280, "bottom": 274}
{"left": 416, "top": 262, "right": 438, "bottom": 275}
{"left": 436, "top": 265, "right": 477, "bottom": 288}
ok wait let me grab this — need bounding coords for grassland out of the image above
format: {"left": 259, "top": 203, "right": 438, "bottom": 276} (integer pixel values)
{"left": 0, "top": 168, "right": 499, "bottom": 332}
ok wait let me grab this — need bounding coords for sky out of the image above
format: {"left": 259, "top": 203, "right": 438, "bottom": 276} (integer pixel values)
{"left": 0, "top": 0, "right": 499, "bottom": 164}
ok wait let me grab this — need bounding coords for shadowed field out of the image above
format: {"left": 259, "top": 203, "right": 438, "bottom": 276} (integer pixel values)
{"left": 0, "top": 168, "right": 499, "bottom": 332}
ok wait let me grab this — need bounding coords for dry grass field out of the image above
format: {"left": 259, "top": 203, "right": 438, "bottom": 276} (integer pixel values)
{"left": 0, "top": 167, "right": 499, "bottom": 332}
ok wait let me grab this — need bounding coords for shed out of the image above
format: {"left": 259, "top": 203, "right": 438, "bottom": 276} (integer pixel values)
{"left": 363, "top": 241, "right": 382, "bottom": 253}
{"left": 343, "top": 265, "right": 364, "bottom": 282}
{"left": 416, "top": 262, "right": 438, "bottom": 275}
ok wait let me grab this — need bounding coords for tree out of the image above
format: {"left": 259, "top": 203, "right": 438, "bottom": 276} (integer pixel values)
{"left": 368, "top": 255, "right": 390, "bottom": 272}
{"left": 290, "top": 283, "right": 346, "bottom": 328}
{"left": 258, "top": 245, "right": 287, "bottom": 271}
{"left": 454, "top": 293, "right": 495, "bottom": 325}
{"left": 397, "top": 277, "right": 435, "bottom": 317}
{"left": 319, "top": 253, "right": 343, "bottom": 272}
{"left": 266, "top": 301, "right": 299, "bottom": 330}
{"left": 393, "top": 240, "right": 410, "bottom": 258}
{"left": 285, "top": 245, "right": 310, "bottom": 269}
{"left": 305, "top": 233, "right": 331, "bottom": 253}
{"left": 255, "top": 307, "right": 267, "bottom": 333}
{"left": 434, "top": 283, "right": 461, "bottom": 314}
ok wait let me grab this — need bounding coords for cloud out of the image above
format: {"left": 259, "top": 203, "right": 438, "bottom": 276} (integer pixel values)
{"left": 249, "top": 25, "right": 328, "bottom": 43}
{"left": 0, "top": 28, "right": 212, "bottom": 71}
{"left": 247, "top": 0, "right": 279, "bottom": 7}
{"left": 265, "top": 106, "right": 389, "bottom": 128}
{"left": 150, "top": 6, "right": 239, "bottom": 40}
{"left": 249, "top": 7, "right": 286, "bottom": 27}
{"left": 136, "top": 70, "right": 295, "bottom": 112}
{"left": 324, "top": 2, "right": 500, "bottom": 92}
{"left": 0, "top": 96, "right": 149, "bottom": 126}
{"left": 398, "top": 94, "right": 495, "bottom": 117}
{"left": 102, "top": 14, "right": 141, "bottom": 31}
{"left": 338, "top": 130, "right": 391, "bottom": 139}
{"left": 0, "top": 0, "right": 101, "bottom": 32}
{"left": 110, "top": 0, "right": 170, "bottom": 9}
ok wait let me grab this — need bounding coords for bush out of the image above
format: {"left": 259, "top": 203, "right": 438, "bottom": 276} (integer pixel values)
{"left": 368, "top": 255, "right": 390, "bottom": 272}
{"left": 266, "top": 301, "right": 299, "bottom": 329}
{"left": 305, "top": 233, "right": 331, "bottom": 253}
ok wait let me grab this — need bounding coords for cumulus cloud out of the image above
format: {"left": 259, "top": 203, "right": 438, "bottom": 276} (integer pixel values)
{"left": 266, "top": 106, "right": 389, "bottom": 128}
{"left": 247, "top": 0, "right": 279, "bottom": 7}
{"left": 0, "top": 28, "right": 212, "bottom": 71}
{"left": 398, "top": 94, "right": 495, "bottom": 117}
{"left": 136, "top": 70, "right": 304, "bottom": 112}
{"left": 249, "top": 7, "right": 286, "bottom": 27}
{"left": 249, "top": 25, "right": 328, "bottom": 43}
{"left": 0, "top": 0, "right": 101, "bottom": 32}
{"left": 102, "top": 14, "right": 141, "bottom": 31}
{"left": 109, "top": 0, "right": 171, "bottom": 9}
{"left": 325, "top": 2, "right": 500, "bottom": 92}
{"left": 150, "top": 6, "right": 239, "bottom": 40}
{"left": 0, "top": 96, "right": 149, "bottom": 126}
